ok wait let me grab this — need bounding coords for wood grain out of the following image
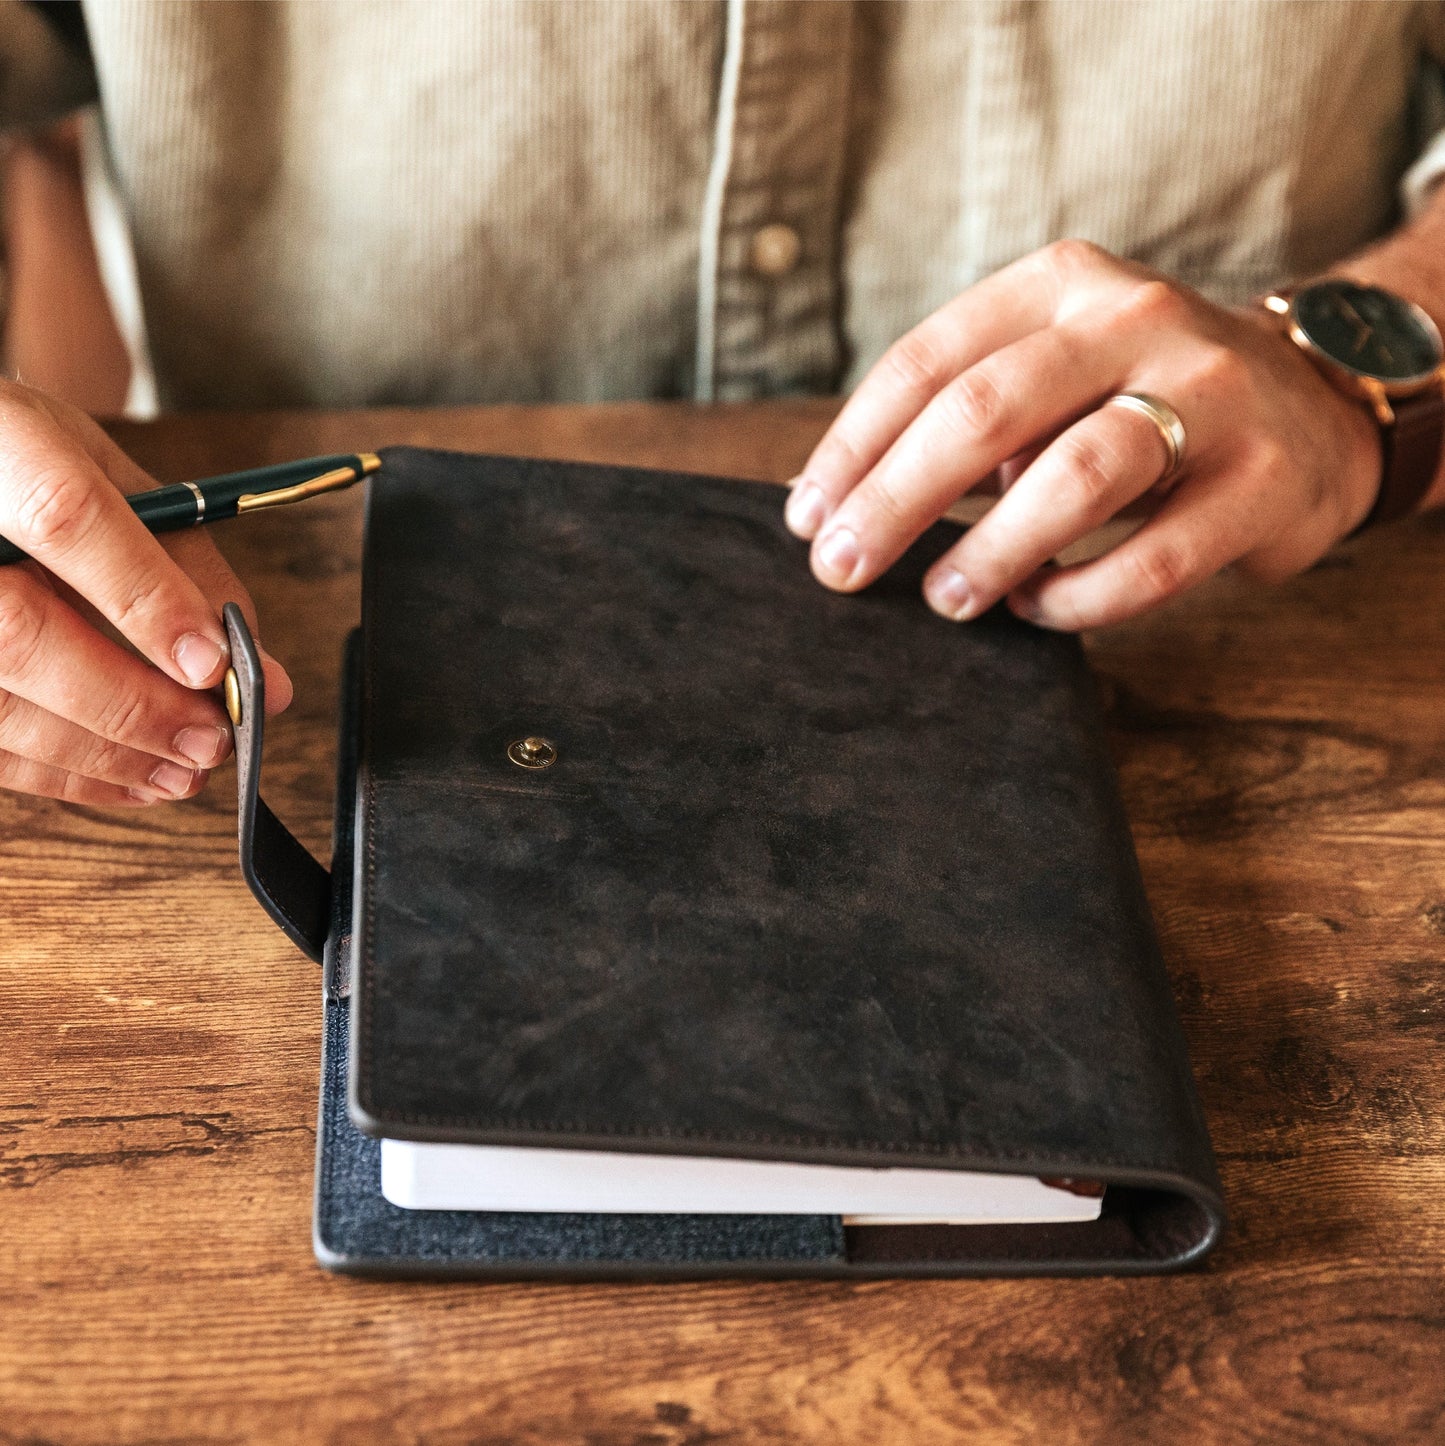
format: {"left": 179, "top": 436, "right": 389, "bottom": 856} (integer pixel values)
{"left": 2, "top": 401, "right": 1442, "bottom": 1445}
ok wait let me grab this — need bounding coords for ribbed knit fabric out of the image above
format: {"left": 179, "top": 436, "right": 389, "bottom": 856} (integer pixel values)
{"left": 2, "top": 0, "right": 1444, "bottom": 409}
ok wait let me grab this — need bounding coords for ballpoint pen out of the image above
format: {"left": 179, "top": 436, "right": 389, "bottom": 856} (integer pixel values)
{"left": 0, "top": 451, "right": 382, "bottom": 567}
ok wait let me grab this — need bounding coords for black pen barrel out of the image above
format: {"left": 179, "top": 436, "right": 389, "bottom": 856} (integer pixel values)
{"left": 132, "top": 483, "right": 205, "bottom": 532}
{"left": 197, "top": 454, "right": 365, "bottom": 515}
{"left": 0, "top": 452, "right": 372, "bottom": 566}
{"left": 0, "top": 482, "right": 200, "bottom": 566}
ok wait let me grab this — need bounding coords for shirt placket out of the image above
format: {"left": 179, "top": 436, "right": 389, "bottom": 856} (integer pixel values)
{"left": 962, "top": 0, "right": 1056, "bottom": 284}
{"left": 696, "top": 0, "right": 854, "bottom": 402}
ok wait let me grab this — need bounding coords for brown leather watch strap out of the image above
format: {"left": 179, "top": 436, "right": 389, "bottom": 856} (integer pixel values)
{"left": 1361, "top": 384, "right": 1445, "bottom": 530}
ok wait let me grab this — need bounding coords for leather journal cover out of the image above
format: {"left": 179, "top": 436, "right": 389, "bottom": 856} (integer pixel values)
{"left": 225, "top": 444, "right": 1226, "bottom": 1278}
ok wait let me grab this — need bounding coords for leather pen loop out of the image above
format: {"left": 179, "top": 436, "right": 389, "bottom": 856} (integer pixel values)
{"left": 223, "top": 602, "right": 332, "bottom": 962}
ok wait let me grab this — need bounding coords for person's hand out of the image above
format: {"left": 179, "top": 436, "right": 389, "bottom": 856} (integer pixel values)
{"left": 0, "top": 380, "right": 291, "bottom": 805}
{"left": 785, "top": 240, "right": 1383, "bottom": 629}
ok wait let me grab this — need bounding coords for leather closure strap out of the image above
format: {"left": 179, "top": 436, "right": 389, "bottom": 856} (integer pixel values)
{"left": 223, "top": 602, "right": 332, "bottom": 962}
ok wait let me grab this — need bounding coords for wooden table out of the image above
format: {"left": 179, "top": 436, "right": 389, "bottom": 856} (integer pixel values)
{"left": 3, "top": 402, "right": 1442, "bottom": 1444}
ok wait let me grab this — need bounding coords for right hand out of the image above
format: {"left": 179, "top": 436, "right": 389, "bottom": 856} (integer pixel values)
{"left": 0, "top": 380, "right": 292, "bottom": 806}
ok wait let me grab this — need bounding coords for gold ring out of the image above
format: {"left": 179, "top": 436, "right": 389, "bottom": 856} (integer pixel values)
{"left": 1107, "top": 391, "right": 1187, "bottom": 486}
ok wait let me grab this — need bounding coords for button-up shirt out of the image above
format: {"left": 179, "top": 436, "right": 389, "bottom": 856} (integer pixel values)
{"left": 2, "top": 0, "right": 1445, "bottom": 410}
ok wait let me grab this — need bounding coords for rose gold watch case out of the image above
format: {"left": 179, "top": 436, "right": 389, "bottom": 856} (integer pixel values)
{"left": 1261, "top": 287, "right": 1445, "bottom": 426}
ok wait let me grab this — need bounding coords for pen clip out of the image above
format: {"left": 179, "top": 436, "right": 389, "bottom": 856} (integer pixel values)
{"left": 235, "top": 453, "right": 381, "bottom": 514}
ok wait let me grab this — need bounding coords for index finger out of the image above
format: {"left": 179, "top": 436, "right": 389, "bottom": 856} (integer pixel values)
{"left": 785, "top": 248, "right": 1072, "bottom": 540}
{"left": 808, "top": 321, "right": 1130, "bottom": 592}
{"left": 0, "top": 408, "right": 230, "bottom": 689}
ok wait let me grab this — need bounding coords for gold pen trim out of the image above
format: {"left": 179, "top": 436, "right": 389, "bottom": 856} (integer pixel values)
{"left": 236, "top": 453, "right": 380, "bottom": 513}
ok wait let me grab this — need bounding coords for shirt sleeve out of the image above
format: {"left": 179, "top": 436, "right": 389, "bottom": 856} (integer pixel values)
{"left": 1402, "top": 5, "right": 1445, "bottom": 218}
{"left": 0, "top": 0, "right": 98, "bottom": 133}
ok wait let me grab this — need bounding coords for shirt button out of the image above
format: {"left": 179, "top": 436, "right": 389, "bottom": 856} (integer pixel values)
{"left": 750, "top": 223, "right": 802, "bottom": 278}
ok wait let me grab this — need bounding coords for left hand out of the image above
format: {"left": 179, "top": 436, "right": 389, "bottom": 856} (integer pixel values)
{"left": 785, "top": 239, "right": 1384, "bottom": 630}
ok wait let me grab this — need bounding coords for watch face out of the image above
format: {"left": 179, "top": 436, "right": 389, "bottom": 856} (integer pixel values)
{"left": 1292, "top": 281, "right": 1444, "bottom": 385}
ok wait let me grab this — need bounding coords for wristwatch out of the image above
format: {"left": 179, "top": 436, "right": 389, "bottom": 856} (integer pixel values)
{"left": 1260, "top": 280, "right": 1445, "bottom": 529}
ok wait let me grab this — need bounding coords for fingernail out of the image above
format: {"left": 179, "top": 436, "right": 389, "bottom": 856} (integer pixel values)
{"left": 927, "top": 568, "right": 976, "bottom": 621}
{"left": 814, "top": 526, "right": 860, "bottom": 586}
{"left": 784, "top": 481, "right": 828, "bottom": 539}
{"left": 149, "top": 761, "right": 196, "bottom": 798}
{"left": 174, "top": 724, "right": 230, "bottom": 768}
{"left": 174, "top": 632, "right": 226, "bottom": 687}
{"left": 1009, "top": 593, "right": 1045, "bottom": 625}
{"left": 125, "top": 787, "right": 163, "bottom": 805}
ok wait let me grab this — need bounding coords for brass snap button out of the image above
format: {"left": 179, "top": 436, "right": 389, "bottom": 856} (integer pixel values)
{"left": 507, "top": 736, "right": 557, "bottom": 770}
{"left": 224, "top": 667, "right": 242, "bottom": 726}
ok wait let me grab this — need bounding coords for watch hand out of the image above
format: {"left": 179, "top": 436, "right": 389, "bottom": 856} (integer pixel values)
{"left": 1331, "top": 294, "right": 1374, "bottom": 353}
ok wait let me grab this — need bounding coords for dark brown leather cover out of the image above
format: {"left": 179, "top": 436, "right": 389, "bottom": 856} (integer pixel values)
{"left": 299, "top": 445, "right": 1226, "bottom": 1275}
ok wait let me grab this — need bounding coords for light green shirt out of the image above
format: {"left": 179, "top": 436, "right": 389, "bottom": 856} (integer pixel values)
{"left": 3, "top": 0, "right": 1445, "bottom": 410}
